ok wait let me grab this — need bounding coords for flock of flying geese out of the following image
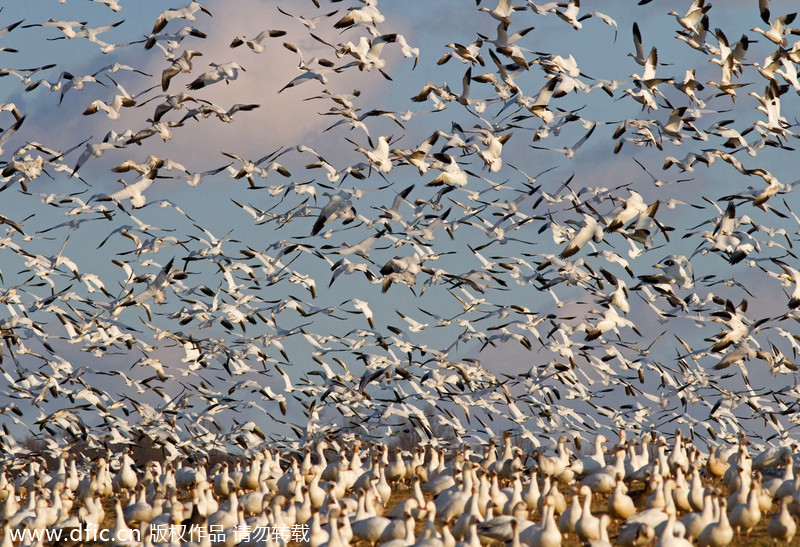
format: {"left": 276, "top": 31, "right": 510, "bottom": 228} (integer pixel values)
{"left": 2, "top": 0, "right": 800, "bottom": 522}
{"left": 1, "top": 433, "right": 800, "bottom": 546}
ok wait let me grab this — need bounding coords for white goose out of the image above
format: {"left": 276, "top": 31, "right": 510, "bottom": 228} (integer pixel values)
{"left": 110, "top": 498, "right": 139, "bottom": 547}
{"left": 767, "top": 497, "right": 796, "bottom": 545}
{"left": 382, "top": 511, "right": 416, "bottom": 547}
{"left": 477, "top": 501, "right": 532, "bottom": 542}
{"left": 520, "top": 495, "right": 562, "bottom": 547}
{"left": 729, "top": 481, "right": 761, "bottom": 541}
{"left": 657, "top": 509, "right": 693, "bottom": 547}
{"left": 608, "top": 473, "right": 636, "bottom": 522}
{"left": 683, "top": 488, "right": 716, "bottom": 541}
{"left": 575, "top": 485, "right": 601, "bottom": 542}
{"left": 589, "top": 514, "right": 613, "bottom": 547}
{"left": 571, "top": 434, "right": 607, "bottom": 476}
{"left": 697, "top": 498, "right": 733, "bottom": 547}
{"left": 558, "top": 487, "right": 581, "bottom": 539}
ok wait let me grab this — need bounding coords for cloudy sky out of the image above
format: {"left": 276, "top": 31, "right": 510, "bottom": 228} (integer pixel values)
{"left": 2, "top": 0, "right": 800, "bottom": 454}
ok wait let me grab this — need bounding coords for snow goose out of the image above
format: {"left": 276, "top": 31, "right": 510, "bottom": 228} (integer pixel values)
{"left": 622, "top": 480, "right": 678, "bottom": 539}
{"left": 8, "top": 491, "right": 40, "bottom": 530}
{"left": 436, "top": 468, "right": 471, "bottom": 524}
{"left": 352, "top": 511, "right": 392, "bottom": 545}
{"left": 768, "top": 496, "right": 797, "bottom": 545}
{"left": 308, "top": 469, "right": 327, "bottom": 510}
{"left": 486, "top": 433, "right": 506, "bottom": 473}
{"left": 294, "top": 485, "right": 313, "bottom": 525}
{"left": 479, "top": 0, "right": 525, "bottom": 24}
{"left": 414, "top": 501, "right": 443, "bottom": 547}
{"left": 667, "top": 431, "right": 690, "bottom": 475}
{"left": 671, "top": 468, "right": 692, "bottom": 513}
{"left": 277, "top": 6, "right": 338, "bottom": 30}
{"left": 558, "top": 487, "right": 581, "bottom": 539}
{"left": 213, "top": 463, "right": 232, "bottom": 498}
{"left": 309, "top": 510, "right": 329, "bottom": 547}
{"left": 187, "top": 62, "right": 245, "bottom": 90}
{"left": 522, "top": 470, "right": 540, "bottom": 512}
{"left": 208, "top": 491, "right": 238, "bottom": 530}
{"left": 608, "top": 473, "right": 636, "bottom": 522}
{"left": 110, "top": 498, "right": 140, "bottom": 547}
{"left": 753, "top": 442, "right": 796, "bottom": 470}
{"left": 722, "top": 446, "right": 751, "bottom": 492}
{"left": 113, "top": 452, "right": 138, "bottom": 496}
{"left": 683, "top": 489, "right": 716, "bottom": 541}
{"left": 229, "top": 30, "right": 285, "bottom": 53}
{"left": 325, "top": 509, "right": 349, "bottom": 547}
{"left": 352, "top": 456, "right": 379, "bottom": 495}
{"left": 752, "top": 12, "right": 799, "bottom": 46}
{"left": 706, "top": 443, "right": 735, "bottom": 478}
{"left": 540, "top": 474, "right": 566, "bottom": 515}
{"left": 688, "top": 467, "right": 705, "bottom": 511}
{"left": 589, "top": 514, "right": 613, "bottom": 547}
{"left": 151, "top": 1, "right": 211, "bottom": 34}
{"left": 0, "top": 481, "right": 18, "bottom": 522}
{"left": 521, "top": 495, "right": 562, "bottom": 547}
{"left": 580, "top": 445, "right": 625, "bottom": 494}
{"left": 615, "top": 522, "right": 655, "bottom": 547}
{"left": 477, "top": 501, "right": 532, "bottom": 542}
{"left": 729, "top": 481, "right": 761, "bottom": 541}
{"left": 668, "top": 0, "right": 711, "bottom": 33}
{"left": 375, "top": 462, "right": 392, "bottom": 506}
{"left": 123, "top": 486, "right": 157, "bottom": 527}
{"left": 18, "top": 497, "right": 53, "bottom": 540}
{"left": 502, "top": 473, "right": 524, "bottom": 515}
{"left": 388, "top": 475, "right": 426, "bottom": 519}
{"left": 570, "top": 434, "right": 607, "bottom": 477}
{"left": 381, "top": 511, "right": 417, "bottom": 547}
{"left": 657, "top": 509, "right": 693, "bottom": 547}
{"left": 575, "top": 485, "right": 601, "bottom": 541}
{"left": 240, "top": 482, "right": 270, "bottom": 517}
{"left": 334, "top": 0, "right": 385, "bottom": 32}
{"left": 697, "top": 498, "right": 733, "bottom": 547}
{"left": 161, "top": 49, "right": 202, "bottom": 91}
{"left": 452, "top": 486, "right": 483, "bottom": 540}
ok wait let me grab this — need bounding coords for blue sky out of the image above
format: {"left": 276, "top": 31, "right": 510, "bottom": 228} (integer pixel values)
{"left": 2, "top": 0, "right": 800, "bottom": 454}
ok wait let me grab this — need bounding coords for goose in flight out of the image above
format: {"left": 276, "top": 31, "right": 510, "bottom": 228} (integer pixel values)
{"left": 668, "top": 0, "right": 711, "bottom": 34}
{"left": 161, "top": 49, "right": 202, "bottom": 91}
{"left": 559, "top": 210, "right": 603, "bottom": 258}
{"left": 229, "top": 30, "right": 286, "bottom": 53}
{"left": 187, "top": 62, "right": 245, "bottom": 90}
{"left": 334, "top": 0, "right": 385, "bottom": 33}
{"left": 311, "top": 191, "right": 357, "bottom": 236}
{"left": 151, "top": 1, "right": 211, "bottom": 35}
{"left": 276, "top": 6, "right": 338, "bottom": 30}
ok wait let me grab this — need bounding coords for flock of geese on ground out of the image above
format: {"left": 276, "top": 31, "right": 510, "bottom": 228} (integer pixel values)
{"left": 2, "top": 0, "right": 800, "bottom": 487}
{"left": 1, "top": 433, "right": 800, "bottom": 546}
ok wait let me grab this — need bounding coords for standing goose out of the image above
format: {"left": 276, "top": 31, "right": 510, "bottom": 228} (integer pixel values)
{"left": 558, "top": 487, "right": 581, "bottom": 540}
{"left": 590, "top": 514, "right": 613, "bottom": 547}
{"left": 608, "top": 473, "right": 636, "bottom": 522}
{"left": 657, "top": 508, "right": 693, "bottom": 547}
{"left": 767, "top": 497, "right": 796, "bottom": 546}
{"left": 683, "top": 488, "right": 716, "bottom": 541}
{"left": 110, "top": 498, "right": 139, "bottom": 547}
{"left": 697, "top": 498, "right": 734, "bottom": 547}
{"left": 521, "top": 495, "right": 562, "bottom": 547}
{"left": 575, "top": 485, "right": 601, "bottom": 541}
{"left": 729, "top": 481, "right": 761, "bottom": 541}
